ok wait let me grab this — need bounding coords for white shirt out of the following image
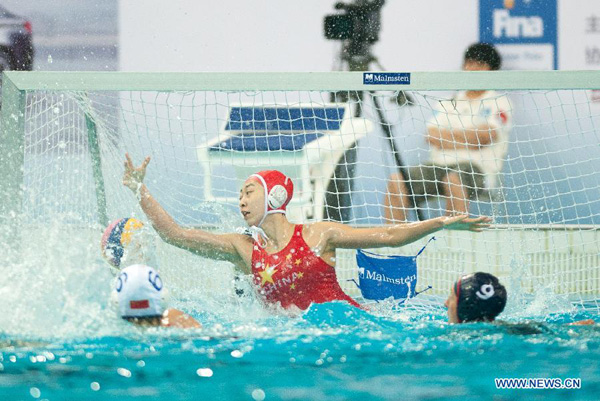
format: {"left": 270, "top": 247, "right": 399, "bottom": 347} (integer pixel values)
{"left": 426, "top": 90, "right": 513, "bottom": 188}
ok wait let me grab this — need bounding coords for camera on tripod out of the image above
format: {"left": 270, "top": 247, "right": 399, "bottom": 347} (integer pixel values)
{"left": 324, "top": 0, "right": 384, "bottom": 60}
{"left": 322, "top": 0, "right": 417, "bottom": 222}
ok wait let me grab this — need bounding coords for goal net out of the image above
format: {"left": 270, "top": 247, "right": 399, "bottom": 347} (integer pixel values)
{"left": 1, "top": 71, "right": 599, "bottom": 313}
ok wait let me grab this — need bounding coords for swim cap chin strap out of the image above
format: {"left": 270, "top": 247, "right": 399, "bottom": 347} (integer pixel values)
{"left": 454, "top": 278, "right": 462, "bottom": 323}
{"left": 247, "top": 226, "right": 269, "bottom": 248}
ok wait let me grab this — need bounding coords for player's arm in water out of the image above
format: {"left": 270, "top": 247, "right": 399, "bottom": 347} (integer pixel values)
{"left": 568, "top": 319, "right": 595, "bottom": 326}
{"left": 161, "top": 308, "right": 202, "bottom": 329}
{"left": 317, "top": 215, "right": 491, "bottom": 251}
{"left": 125, "top": 309, "right": 202, "bottom": 329}
{"left": 123, "top": 154, "right": 252, "bottom": 273}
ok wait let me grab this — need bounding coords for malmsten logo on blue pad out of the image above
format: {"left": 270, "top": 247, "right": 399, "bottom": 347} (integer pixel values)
{"left": 352, "top": 237, "right": 434, "bottom": 301}
{"left": 363, "top": 72, "right": 411, "bottom": 85}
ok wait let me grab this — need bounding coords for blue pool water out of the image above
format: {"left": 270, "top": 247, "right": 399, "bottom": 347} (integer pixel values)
{"left": 1, "top": 301, "right": 598, "bottom": 401}
{"left": 0, "top": 224, "right": 597, "bottom": 400}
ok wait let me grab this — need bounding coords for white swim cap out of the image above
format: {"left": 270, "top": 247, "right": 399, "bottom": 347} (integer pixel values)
{"left": 115, "top": 264, "right": 166, "bottom": 318}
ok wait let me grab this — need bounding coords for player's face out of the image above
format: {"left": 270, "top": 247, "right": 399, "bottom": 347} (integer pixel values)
{"left": 463, "top": 59, "right": 492, "bottom": 72}
{"left": 445, "top": 286, "right": 460, "bottom": 323}
{"left": 239, "top": 180, "right": 265, "bottom": 226}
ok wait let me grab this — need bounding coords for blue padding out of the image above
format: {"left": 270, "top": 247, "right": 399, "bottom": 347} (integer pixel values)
{"left": 355, "top": 250, "right": 418, "bottom": 301}
{"left": 209, "top": 132, "right": 324, "bottom": 152}
{"left": 225, "top": 107, "right": 345, "bottom": 132}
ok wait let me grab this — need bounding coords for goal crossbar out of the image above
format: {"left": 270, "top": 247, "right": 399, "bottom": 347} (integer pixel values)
{"left": 2, "top": 70, "right": 600, "bottom": 306}
{"left": 4, "top": 70, "right": 600, "bottom": 92}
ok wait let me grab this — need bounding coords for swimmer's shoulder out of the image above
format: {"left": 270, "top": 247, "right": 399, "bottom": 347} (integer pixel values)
{"left": 161, "top": 308, "right": 201, "bottom": 329}
{"left": 301, "top": 221, "right": 344, "bottom": 238}
{"left": 492, "top": 320, "right": 548, "bottom": 335}
{"left": 298, "top": 222, "right": 334, "bottom": 248}
{"left": 223, "top": 231, "right": 254, "bottom": 247}
{"left": 220, "top": 231, "right": 254, "bottom": 268}
{"left": 493, "top": 319, "right": 596, "bottom": 335}
{"left": 568, "top": 319, "right": 595, "bottom": 326}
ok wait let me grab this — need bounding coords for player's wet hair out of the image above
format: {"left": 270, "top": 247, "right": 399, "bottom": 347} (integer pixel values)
{"left": 454, "top": 272, "right": 507, "bottom": 322}
{"left": 464, "top": 43, "right": 502, "bottom": 70}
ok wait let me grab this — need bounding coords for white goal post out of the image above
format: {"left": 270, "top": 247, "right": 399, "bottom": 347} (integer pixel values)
{"left": 1, "top": 70, "right": 599, "bottom": 309}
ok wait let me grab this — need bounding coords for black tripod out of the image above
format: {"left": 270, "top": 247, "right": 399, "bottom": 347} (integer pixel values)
{"left": 325, "top": 49, "right": 424, "bottom": 222}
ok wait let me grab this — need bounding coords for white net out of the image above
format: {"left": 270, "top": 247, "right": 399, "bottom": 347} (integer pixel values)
{"left": 7, "top": 73, "right": 600, "bottom": 311}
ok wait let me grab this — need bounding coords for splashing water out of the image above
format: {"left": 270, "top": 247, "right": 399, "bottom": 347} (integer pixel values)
{"left": 0, "top": 220, "right": 598, "bottom": 400}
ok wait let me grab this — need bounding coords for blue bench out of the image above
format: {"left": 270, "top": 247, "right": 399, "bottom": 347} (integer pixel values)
{"left": 224, "top": 106, "right": 345, "bottom": 132}
{"left": 209, "top": 132, "right": 324, "bottom": 152}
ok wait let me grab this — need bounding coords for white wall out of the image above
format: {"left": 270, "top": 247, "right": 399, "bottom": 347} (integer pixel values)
{"left": 119, "top": 0, "right": 478, "bottom": 72}
{"left": 558, "top": 0, "right": 599, "bottom": 70}
{"left": 375, "top": 0, "right": 478, "bottom": 71}
{"left": 118, "top": 0, "right": 600, "bottom": 226}
{"left": 120, "top": 0, "right": 333, "bottom": 72}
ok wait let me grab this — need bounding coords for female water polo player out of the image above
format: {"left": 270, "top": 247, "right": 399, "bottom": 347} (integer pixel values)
{"left": 445, "top": 272, "right": 595, "bottom": 325}
{"left": 115, "top": 264, "right": 201, "bottom": 329}
{"left": 123, "top": 154, "right": 491, "bottom": 311}
{"left": 445, "top": 272, "right": 507, "bottom": 323}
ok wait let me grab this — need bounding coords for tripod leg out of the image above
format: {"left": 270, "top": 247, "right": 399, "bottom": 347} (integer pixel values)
{"left": 323, "top": 144, "right": 357, "bottom": 222}
{"left": 370, "top": 93, "right": 423, "bottom": 220}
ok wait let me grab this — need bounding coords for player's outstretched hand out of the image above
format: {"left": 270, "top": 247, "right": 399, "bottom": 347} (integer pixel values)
{"left": 441, "top": 215, "right": 491, "bottom": 232}
{"left": 123, "top": 153, "right": 151, "bottom": 192}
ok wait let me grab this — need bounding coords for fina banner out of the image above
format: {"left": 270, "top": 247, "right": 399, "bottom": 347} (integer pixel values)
{"left": 480, "top": 0, "right": 557, "bottom": 70}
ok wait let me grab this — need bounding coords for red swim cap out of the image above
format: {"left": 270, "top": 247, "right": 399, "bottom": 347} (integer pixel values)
{"left": 245, "top": 170, "right": 294, "bottom": 234}
{"left": 249, "top": 170, "right": 294, "bottom": 213}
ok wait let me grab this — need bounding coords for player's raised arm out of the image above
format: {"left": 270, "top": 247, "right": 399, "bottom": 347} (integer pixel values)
{"left": 323, "top": 215, "right": 491, "bottom": 250}
{"left": 123, "top": 153, "right": 249, "bottom": 270}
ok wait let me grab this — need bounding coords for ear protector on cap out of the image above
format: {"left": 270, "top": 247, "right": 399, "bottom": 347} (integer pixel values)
{"left": 267, "top": 184, "right": 289, "bottom": 209}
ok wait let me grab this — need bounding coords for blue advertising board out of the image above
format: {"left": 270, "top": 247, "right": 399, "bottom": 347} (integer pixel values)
{"left": 480, "top": 0, "right": 557, "bottom": 69}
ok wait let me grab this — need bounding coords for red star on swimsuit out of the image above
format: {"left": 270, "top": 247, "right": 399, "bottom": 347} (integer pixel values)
{"left": 251, "top": 224, "right": 360, "bottom": 310}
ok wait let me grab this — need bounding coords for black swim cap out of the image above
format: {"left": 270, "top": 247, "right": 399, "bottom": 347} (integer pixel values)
{"left": 454, "top": 272, "right": 506, "bottom": 323}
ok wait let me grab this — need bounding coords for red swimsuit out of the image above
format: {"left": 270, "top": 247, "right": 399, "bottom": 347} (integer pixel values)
{"left": 251, "top": 224, "right": 360, "bottom": 310}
